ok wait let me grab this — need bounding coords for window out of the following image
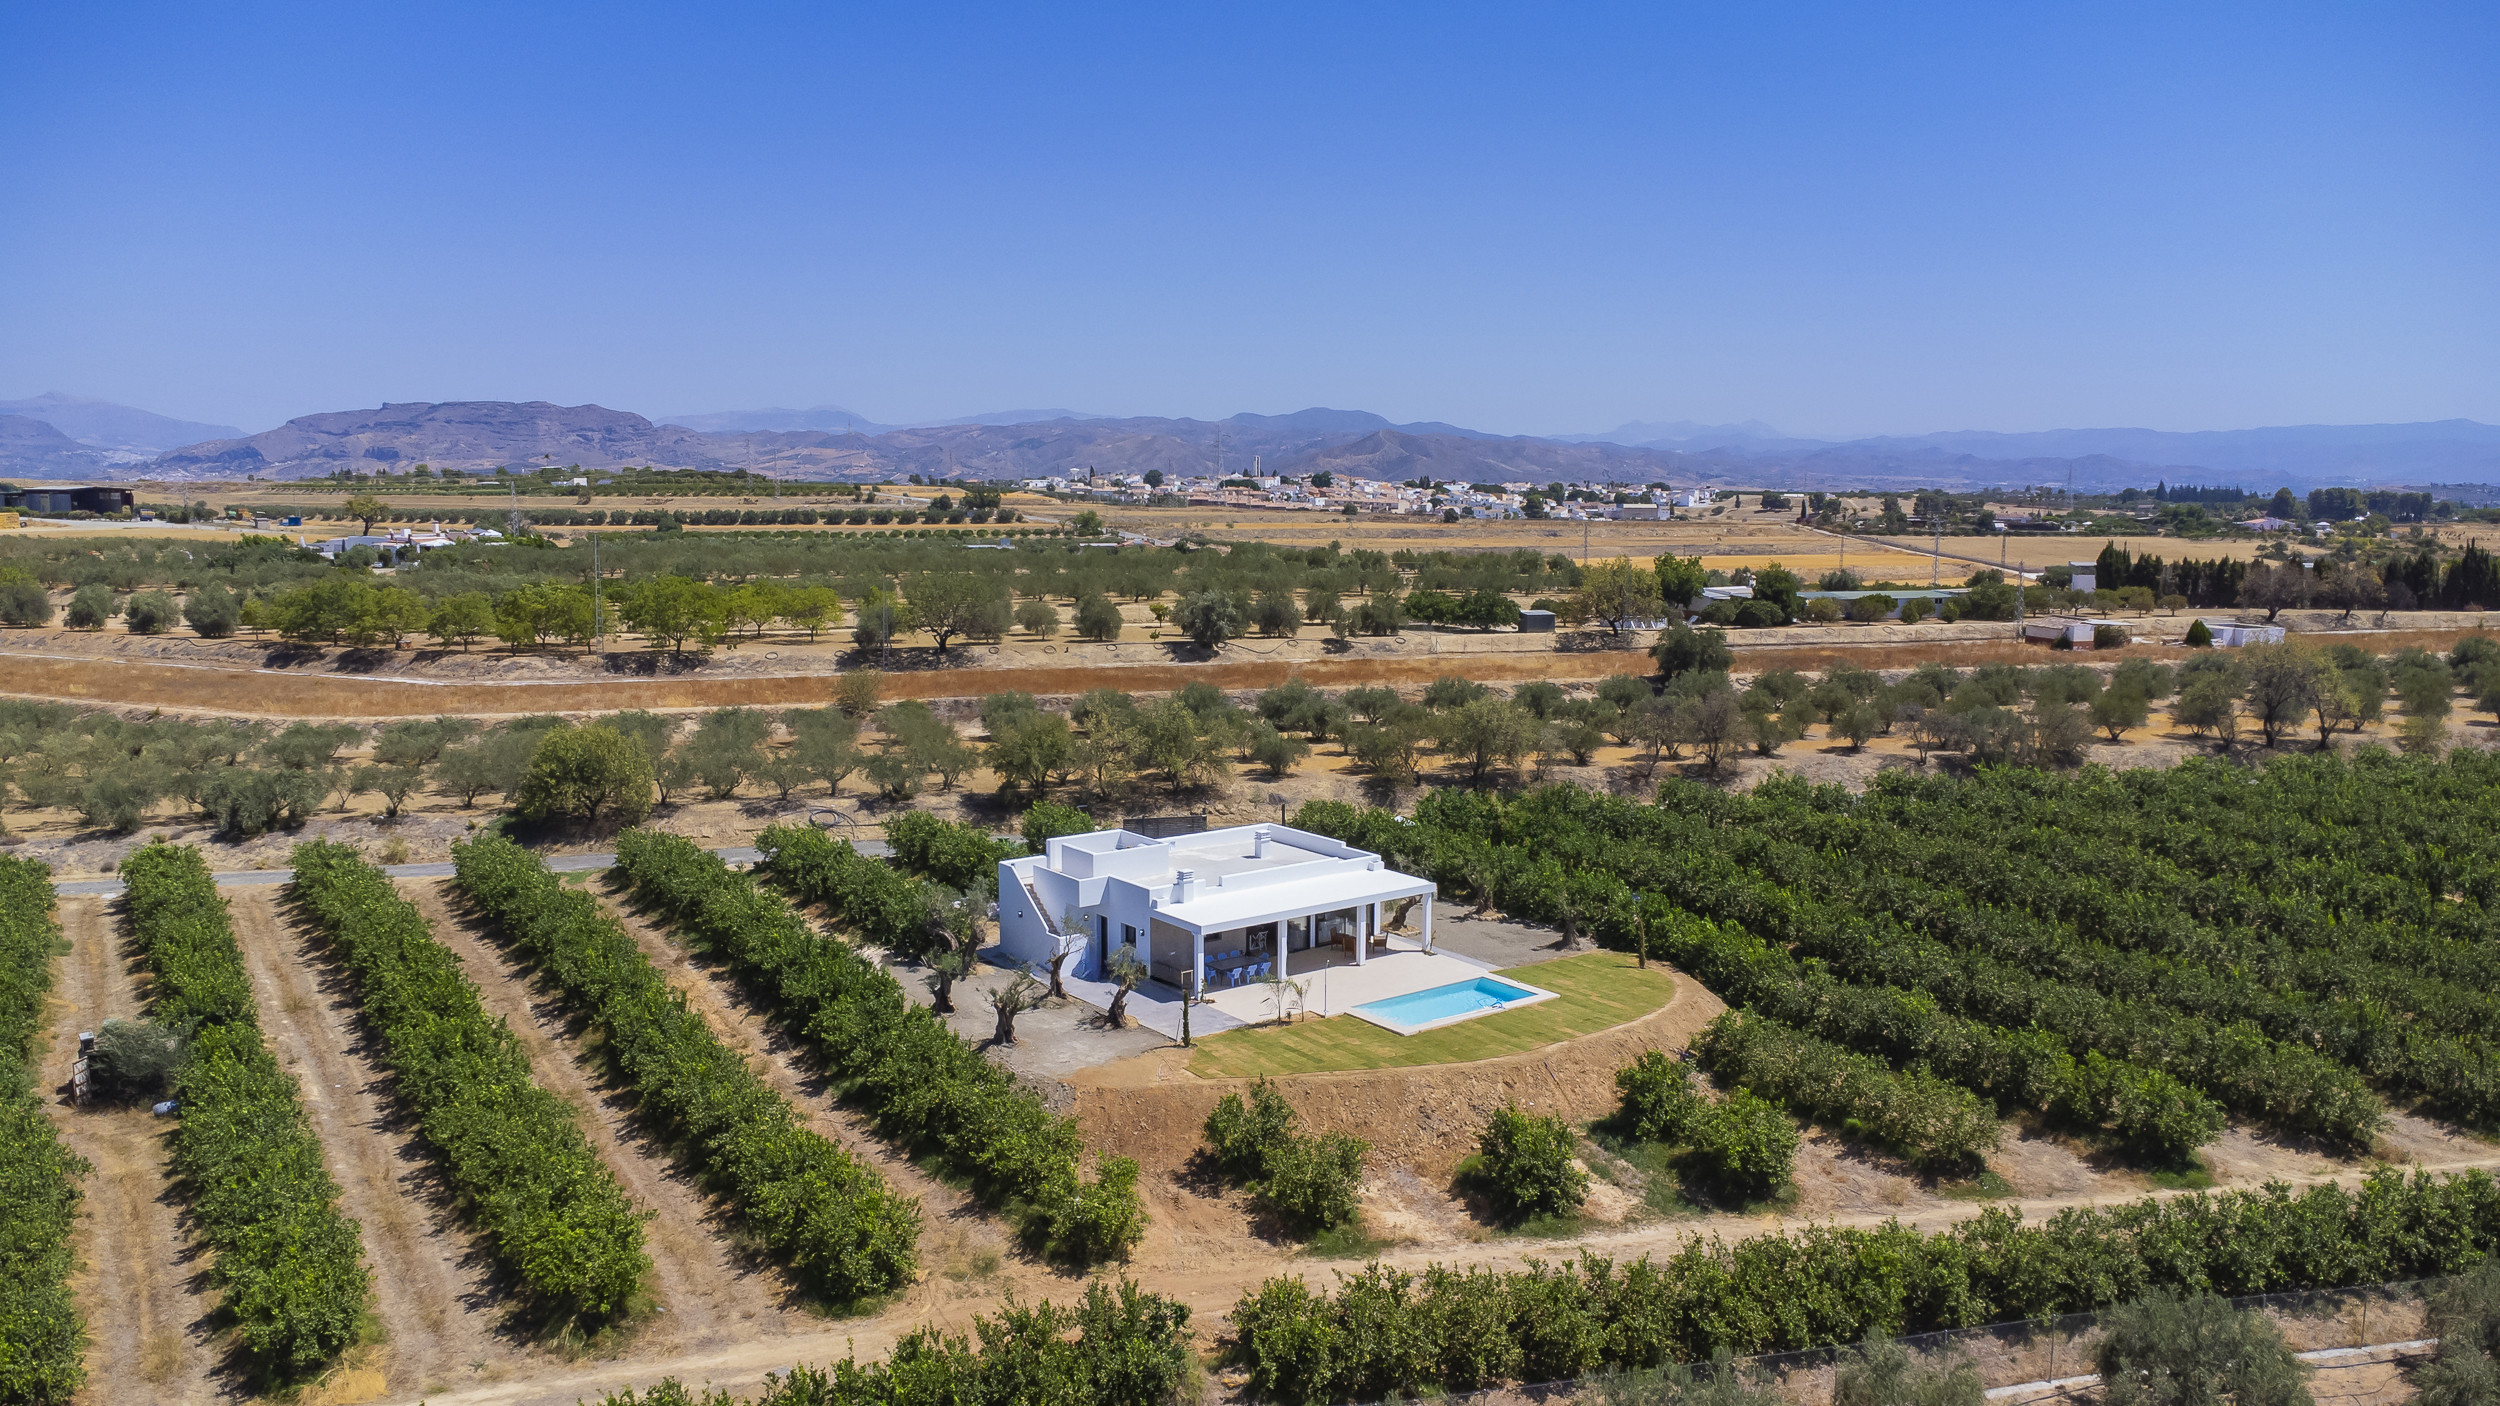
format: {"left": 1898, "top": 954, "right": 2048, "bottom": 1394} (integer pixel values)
{"left": 1122, "top": 924, "right": 1138, "bottom": 948}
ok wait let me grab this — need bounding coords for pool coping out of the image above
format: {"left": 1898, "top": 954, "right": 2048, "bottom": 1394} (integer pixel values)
{"left": 1346, "top": 975, "right": 1561, "bottom": 1036}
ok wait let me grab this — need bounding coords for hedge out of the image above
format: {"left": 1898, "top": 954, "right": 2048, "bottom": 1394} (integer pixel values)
{"left": 589, "top": 1277, "right": 1191, "bottom": 1406}
{"left": 450, "top": 832, "right": 918, "bottom": 1302}
{"left": 285, "top": 841, "right": 651, "bottom": 1319}
{"left": 1233, "top": 1168, "right": 2500, "bottom": 1405}
{"left": 882, "top": 810, "right": 1019, "bottom": 895}
{"left": 0, "top": 857, "right": 87, "bottom": 1404}
{"left": 120, "top": 843, "right": 369, "bottom": 1374}
{"left": 1692, "top": 1011, "right": 2000, "bottom": 1172}
{"left": 624, "top": 826, "right": 1145, "bottom": 1262}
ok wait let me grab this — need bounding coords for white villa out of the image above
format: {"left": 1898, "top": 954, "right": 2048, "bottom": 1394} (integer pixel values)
{"left": 996, "top": 823, "right": 1451, "bottom": 1021}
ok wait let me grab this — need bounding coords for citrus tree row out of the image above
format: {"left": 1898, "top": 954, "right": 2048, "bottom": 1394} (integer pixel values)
{"left": 284, "top": 841, "right": 651, "bottom": 1319}
{"left": 1661, "top": 766, "right": 2500, "bottom": 1128}
{"left": 450, "top": 833, "right": 918, "bottom": 1303}
{"left": 1231, "top": 1167, "right": 2500, "bottom": 1405}
{"left": 1641, "top": 903, "right": 2221, "bottom": 1163}
{"left": 1299, "top": 798, "right": 2305, "bottom": 1160}
{"left": 0, "top": 857, "right": 87, "bottom": 1405}
{"left": 1313, "top": 783, "right": 2387, "bottom": 1148}
{"left": 586, "top": 1278, "right": 1192, "bottom": 1406}
{"left": 120, "top": 843, "right": 369, "bottom": 1375}
{"left": 621, "top": 825, "right": 1144, "bottom": 1262}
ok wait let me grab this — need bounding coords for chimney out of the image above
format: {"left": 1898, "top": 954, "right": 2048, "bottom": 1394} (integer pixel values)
{"left": 1253, "top": 827, "right": 1270, "bottom": 859}
{"left": 1172, "top": 869, "right": 1195, "bottom": 902}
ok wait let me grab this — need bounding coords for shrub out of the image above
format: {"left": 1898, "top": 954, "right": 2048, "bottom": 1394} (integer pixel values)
{"left": 0, "top": 569, "right": 52, "bottom": 627}
{"left": 512, "top": 722, "right": 654, "bottom": 826}
{"left": 182, "top": 583, "right": 241, "bottom": 637}
{"left": 884, "top": 809, "right": 1015, "bottom": 894}
{"left": 123, "top": 589, "right": 180, "bottom": 634}
{"left": 199, "top": 767, "right": 324, "bottom": 838}
{"left": 1684, "top": 1087, "right": 1798, "bottom": 1201}
{"left": 1021, "top": 799, "right": 1094, "bottom": 852}
{"left": 64, "top": 583, "right": 113, "bottom": 630}
{"left": 1693, "top": 1010, "right": 1999, "bottom": 1171}
{"left": 1832, "top": 1337, "right": 1984, "bottom": 1406}
{"left": 452, "top": 832, "right": 919, "bottom": 1301}
{"left": 1475, "top": 1104, "right": 1587, "bottom": 1221}
{"left": 2185, "top": 618, "right": 2214, "bottom": 647}
{"left": 287, "top": 841, "right": 651, "bottom": 1319}
{"left": 2417, "top": 1256, "right": 2500, "bottom": 1406}
{"left": 1202, "top": 1081, "right": 1368, "bottom": 1233}
{"left": 1615, "top": 1049, "right": 1705, "bottom": 1142}
{"left": 2093, "top": 1289, "right": 2310, "bottom": 1406}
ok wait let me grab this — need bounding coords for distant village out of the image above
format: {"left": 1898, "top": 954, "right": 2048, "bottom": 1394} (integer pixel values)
{"left": 1017, "top": 467, "right": 1714, "bottom": 521}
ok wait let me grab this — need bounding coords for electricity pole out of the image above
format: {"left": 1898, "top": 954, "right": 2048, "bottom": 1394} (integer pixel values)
{"left": 590, "top": 532, "right": 602, "bottom": 654}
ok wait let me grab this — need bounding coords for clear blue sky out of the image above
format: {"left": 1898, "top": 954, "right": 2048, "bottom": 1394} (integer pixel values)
{"left": 4, "top": 1, "right": 2494, "bottom": 439}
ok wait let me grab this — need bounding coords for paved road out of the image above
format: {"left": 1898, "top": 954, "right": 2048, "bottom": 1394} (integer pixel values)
{"left": 48, "top": 839, "right": 893, "bottom": 896}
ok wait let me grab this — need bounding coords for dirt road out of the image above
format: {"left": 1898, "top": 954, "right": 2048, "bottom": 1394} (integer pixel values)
{"left": 357, "top": 1139, "right": 2500, "bottom": 1406}
{"left": 41, "top": 896, "right": 227, "bottom": 1406}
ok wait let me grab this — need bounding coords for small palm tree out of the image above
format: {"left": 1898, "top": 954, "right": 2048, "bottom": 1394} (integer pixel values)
{"left": 1265, "top": 969, "right": 1308, "bottom": 1025}
{"left": 1104, "top": 947, "right": 1149, "bottom": 1029}
{"left": 989, "top": 972, "right": 1043, "bottom": 1045}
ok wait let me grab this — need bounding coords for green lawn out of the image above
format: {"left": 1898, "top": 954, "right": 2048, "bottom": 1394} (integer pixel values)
{"left": 1185, "top": 951, "right": 1678, "bottom": 1078}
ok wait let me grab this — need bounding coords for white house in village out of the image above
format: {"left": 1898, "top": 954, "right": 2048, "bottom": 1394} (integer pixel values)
{"left": 996, "top": 823, "right": 1439, "bottom": 998}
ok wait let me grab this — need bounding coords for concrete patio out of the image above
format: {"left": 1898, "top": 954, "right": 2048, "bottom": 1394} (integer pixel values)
{"left": 1197, "top": 941, "right": 1498, "bottom": 1023}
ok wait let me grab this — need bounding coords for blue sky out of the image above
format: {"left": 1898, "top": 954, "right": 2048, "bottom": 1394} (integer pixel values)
{"left": 3, "top": 2, "right": 2494, "bottom": 438}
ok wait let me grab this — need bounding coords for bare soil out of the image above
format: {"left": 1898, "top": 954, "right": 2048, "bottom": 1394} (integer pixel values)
{"left": 222, "top": 886, "right": 532, "bottom": 1401}
{"left": 40, "top": 896, "right": 228, "bottom": 1406}
{"left": 573, "top": 886, "right": 1045, "bottom": 1303}
{"left": 395, "top": 879, "right": 811, "bottom": 1353}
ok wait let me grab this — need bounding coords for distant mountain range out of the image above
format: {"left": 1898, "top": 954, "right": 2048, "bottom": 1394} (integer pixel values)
{"left": 0, "top": 393, "right": 246, "bottom": 474}
{"left": 3, "top": 393, "right": 2496, "bottom": 494}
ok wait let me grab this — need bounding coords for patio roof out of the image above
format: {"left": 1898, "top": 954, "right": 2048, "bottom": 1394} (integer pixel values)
{"left": 1152, "top": 869, "right": 1435, "bottom": 933}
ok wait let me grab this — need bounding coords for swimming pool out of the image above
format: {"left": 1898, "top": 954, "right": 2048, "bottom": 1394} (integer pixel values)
{"left": 1350, "top": 975, "right": 1555, "bottom": 1035}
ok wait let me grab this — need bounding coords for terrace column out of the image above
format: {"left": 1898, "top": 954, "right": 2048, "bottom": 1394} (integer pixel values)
{"left": 1191, "top": 929, "right": 1205, "bottom": 1003}
{"left": 1422, "top": 893, "right": 1434, "bottom": 953}
{"left": 1274, "top": 919, "right": 1287, "bottom": 984}
{"left": 1355, "top": 908, "right": 1367, "bottom": 967}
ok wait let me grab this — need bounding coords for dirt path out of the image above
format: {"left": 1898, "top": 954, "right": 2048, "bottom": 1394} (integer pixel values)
{"left": 222, "top": 887, "right": 524, "bottom": 1402}
{"left": 40, "top": 896, "right": 228, "bottom": 1406}
{"left": 395, "top": 878, "right": 807, "bottom": 1354}
{"left": 360, "top": 1137, "right": 2500, "bottom": 1406}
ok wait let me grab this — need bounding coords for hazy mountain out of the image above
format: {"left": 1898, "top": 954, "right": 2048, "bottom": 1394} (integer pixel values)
{"left": 658, "top": 405, "right": 1111, "bottom": 434}
{"left": 0, "top": 414, "right": 116, "bottom": 478}
{"left": 937, "top": 408, "right": 1110, "bottom": 427}
{"left": 1557, "top": 419, "right": 1815, "bottom": 452}
{"left": 149, "top": 401, "right": 731, "bottom": 480}
{"left": 0, "top": 393, "right": 244, "bottom": 454}
{"left": 1273, "top": 429, "right": 1682, "bottom": 483}
{"left": 658, "top": 405, "right": 899, "bottom": 435}
{"left": 85, "top": 396, "right": 2500, "bottom": 495}
{"left": 1839, "top": 421, "right": 2500, "bottom": 485}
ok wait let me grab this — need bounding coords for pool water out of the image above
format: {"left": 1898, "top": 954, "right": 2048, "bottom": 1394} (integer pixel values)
{"left": 1354, "top": 976, "right": 1539, "bottom": 1029}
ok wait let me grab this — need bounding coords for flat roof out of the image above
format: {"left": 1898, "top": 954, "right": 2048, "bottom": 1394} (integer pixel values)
{"left": 1153, "top": 868, "right": 1436, "bottom": 932}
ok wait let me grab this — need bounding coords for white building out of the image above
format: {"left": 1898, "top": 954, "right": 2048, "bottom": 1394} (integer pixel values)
{"left": 996, "top": 823, "right": 1438, "bottom": 995}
